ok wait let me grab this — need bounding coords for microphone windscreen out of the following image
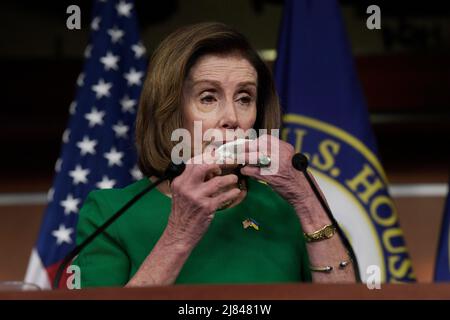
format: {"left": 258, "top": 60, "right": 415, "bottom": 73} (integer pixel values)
{"left": 292, "top": 153, "right": 309, "bottom": 172}
{"left": 164, "top": 161, "right": 186, "bottom": 179}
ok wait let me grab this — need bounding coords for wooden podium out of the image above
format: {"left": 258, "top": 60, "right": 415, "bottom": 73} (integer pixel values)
{"left": 1, "top": 284, "right": 450, "bottom": 300}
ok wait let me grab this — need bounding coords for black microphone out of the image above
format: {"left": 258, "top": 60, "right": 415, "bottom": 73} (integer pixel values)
{"left": 292, "top": 153, "right": 361, "bottom": 282}
{"left": 53, "top": 161, "right": 186, "bottom": 289}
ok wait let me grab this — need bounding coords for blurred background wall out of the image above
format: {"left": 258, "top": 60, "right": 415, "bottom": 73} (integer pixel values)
{"left": 0, "top": 0, "right": 449, "bottom": 282}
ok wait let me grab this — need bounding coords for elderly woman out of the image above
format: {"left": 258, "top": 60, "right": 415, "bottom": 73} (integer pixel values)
{"left": 74, "top": 22, "right": 356, "bottom": 287}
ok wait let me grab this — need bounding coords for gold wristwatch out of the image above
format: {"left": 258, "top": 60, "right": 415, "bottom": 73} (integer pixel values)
{"left": 303, "top": 224, "right": 336, "bottom": 243}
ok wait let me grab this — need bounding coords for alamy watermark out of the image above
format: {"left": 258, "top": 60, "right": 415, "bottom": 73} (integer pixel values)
{"left": 366, "top": 265, "right": 382, "bottom": 289}
{"left": 66, "top": 5, "right": 81, "bottom": 30}
{"left": 66, "top": 264, "right": 81, "bottom": 289}
{"left": 366, "top": 5, "right": 381, "bottom": 30}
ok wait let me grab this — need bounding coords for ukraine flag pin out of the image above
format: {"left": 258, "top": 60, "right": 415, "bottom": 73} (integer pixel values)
{"left": 242, "top": 218, "right": 260, "bottom": 231}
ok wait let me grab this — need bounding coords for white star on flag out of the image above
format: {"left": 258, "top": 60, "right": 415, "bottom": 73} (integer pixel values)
{"left": 84, "top": 44, "right": 92, "bottom": 58}
{"left": 113, "top": 121, "right": 129, "bottom": 138}
{"left": 100, "top": 51, "right": 120, "bottom": 71}
{"left": 60, "top": 194, "right": 81, "bottom": 215}
{"left": 69, "top": 101, "right": 77, "bottom": 115}
{"left": 62, "top": 129, "right": 70, "bottom": 144}
{"left": 104, "top": 147, "right": 124, "bottom": 167}
{"left": 55, "top": 158, "right": 62, "bottom": 172}
{"left": 120, "top": 95, "right": 136, "bottom": 113}
{"left": 91, "top": 16, "right": 101, "bottom": 31}
{"left": 116, "top": 1, "right": 133, "bottom": 17}
{"left": 69, "top": 165, "right": 90, "bottom": 185}
{"left": 52, "top": 224, "right": 74, "bottom": 245}
{"left": 107, "top": 26, "right": 125, "bottom": 43}
{"left": 96, "top": 176, "right": 117, "bottom": 189}
{"left": 47, "top": 188, "right": 54, "bottom": 202}
{"left": 85, "top": 107, "right": 105, "bottom": 127}
{"left": 131, "top": 43, "right": 146, "bottom": 58}
{"left": 130, "top": 165, "right": 144, "bottom": 180}
{"left": 76, "top": 136, "right": 97, "bottom": 156}
{"left": 77, "top": 73, "right": 85, "bottom": 87}
{"left": 91, "top": 78, "right": 112, "bottom": 98}
{"left": 124, "top": 68, "right": 143, "bottom": 86}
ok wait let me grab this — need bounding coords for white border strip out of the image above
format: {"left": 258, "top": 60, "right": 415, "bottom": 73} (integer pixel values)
{"left": 389, "top": 183, "right": 448, "bottom": 197}
{"left": 0, "top": 192, "right": 48, "bottom": 206}
{"left": 0, "top": 183, "right": 447, "bottom": 206}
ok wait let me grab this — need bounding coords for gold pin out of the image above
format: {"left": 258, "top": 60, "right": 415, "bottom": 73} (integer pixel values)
{"left": 242, "top": 218, "right": 260, "bottom": 231}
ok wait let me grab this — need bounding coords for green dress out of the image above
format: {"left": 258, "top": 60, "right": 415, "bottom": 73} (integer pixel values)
{"left": 74, "top": 178, "right": 312, "bottom": 287}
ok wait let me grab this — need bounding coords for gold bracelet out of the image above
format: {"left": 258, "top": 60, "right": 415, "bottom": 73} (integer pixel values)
{"left": 309, "top": 259, "right": 352, "bottom": 273}
{"left": 303, "top": 224, "right": 336, "bottom": 243}
{"left": 310, "top": 265, "right": 333, "bottom": 273}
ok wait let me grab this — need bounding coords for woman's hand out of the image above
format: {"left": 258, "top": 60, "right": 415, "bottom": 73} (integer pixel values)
{"left": 240, "top": 134, "right": 315, "bottom": 208}
{"left": 128, "top": 154, "right": 240, "bottom": 287}
{"left": 239, "top": 135, "right": 356, "bottom": 283}
{"left": 164, "top": 156, "right": 241, "bottom": 250}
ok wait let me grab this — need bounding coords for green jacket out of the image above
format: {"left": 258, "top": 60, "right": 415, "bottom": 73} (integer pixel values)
{"left": 74, "top": 178, "right": 312, "bottom": 287}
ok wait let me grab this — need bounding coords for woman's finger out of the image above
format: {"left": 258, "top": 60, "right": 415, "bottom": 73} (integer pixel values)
{"left": 210, "top": 187, "right": 241, "bottom": 210}
{"left": 239, "top": 151, "right": 263, "bottom": 167}
{"left": 240, "top": 165, "right": 262, "bottom": 180}
{"left": 201, "top": 174, "right": 239, "bottom": 196}
{"left": 194, "top": 163, "right": 222, "bottom": 181}
{"left": 184, "top": 152, "right": 222, "bottom": 182}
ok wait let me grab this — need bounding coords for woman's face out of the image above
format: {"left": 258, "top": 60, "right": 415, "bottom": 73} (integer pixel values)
{"left": 182, "top": 53, "right": 257, "bottom": 151}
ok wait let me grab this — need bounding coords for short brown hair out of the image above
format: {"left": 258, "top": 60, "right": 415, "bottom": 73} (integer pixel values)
{"left": 135, "top": 22, "right": 281, "bottom": 177}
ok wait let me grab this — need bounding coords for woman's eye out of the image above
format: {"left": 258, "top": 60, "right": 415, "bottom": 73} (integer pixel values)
{"left": 200, "top": 95, "right": 216, "bottom": 104}
{"left": 238, "top": 96, "right": 252, "bottom": 105}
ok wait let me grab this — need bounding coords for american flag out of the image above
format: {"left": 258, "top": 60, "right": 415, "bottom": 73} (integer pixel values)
{"left": 24, "top": 0, "right": 147, "bottom": 289}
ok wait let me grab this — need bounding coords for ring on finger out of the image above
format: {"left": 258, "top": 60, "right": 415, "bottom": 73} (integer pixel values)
{"left": 257, "top": 154, "right": 271, "bottom": 167}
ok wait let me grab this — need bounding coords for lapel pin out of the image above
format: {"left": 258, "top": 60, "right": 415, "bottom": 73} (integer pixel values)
{"left": 242, "top": 218, "right": 260, "bottom": 231}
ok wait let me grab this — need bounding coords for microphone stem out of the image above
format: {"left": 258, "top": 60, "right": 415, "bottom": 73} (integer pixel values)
{"left": 302, "top": 170, "right": 362, "bottom": 282}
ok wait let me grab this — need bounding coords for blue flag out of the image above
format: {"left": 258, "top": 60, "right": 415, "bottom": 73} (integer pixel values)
{"left": 435, "top": 186, "right": 450, "bottom": 281}
{"left": 25, "top": 0, "right": 147, "bottom": 288}
{"left": 275, "top": 0, "right": 415, "bottom": 282}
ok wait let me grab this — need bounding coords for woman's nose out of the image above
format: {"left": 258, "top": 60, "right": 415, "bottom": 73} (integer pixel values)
{"left": 219, "top": 102, "right": 238, "bottom": 129}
